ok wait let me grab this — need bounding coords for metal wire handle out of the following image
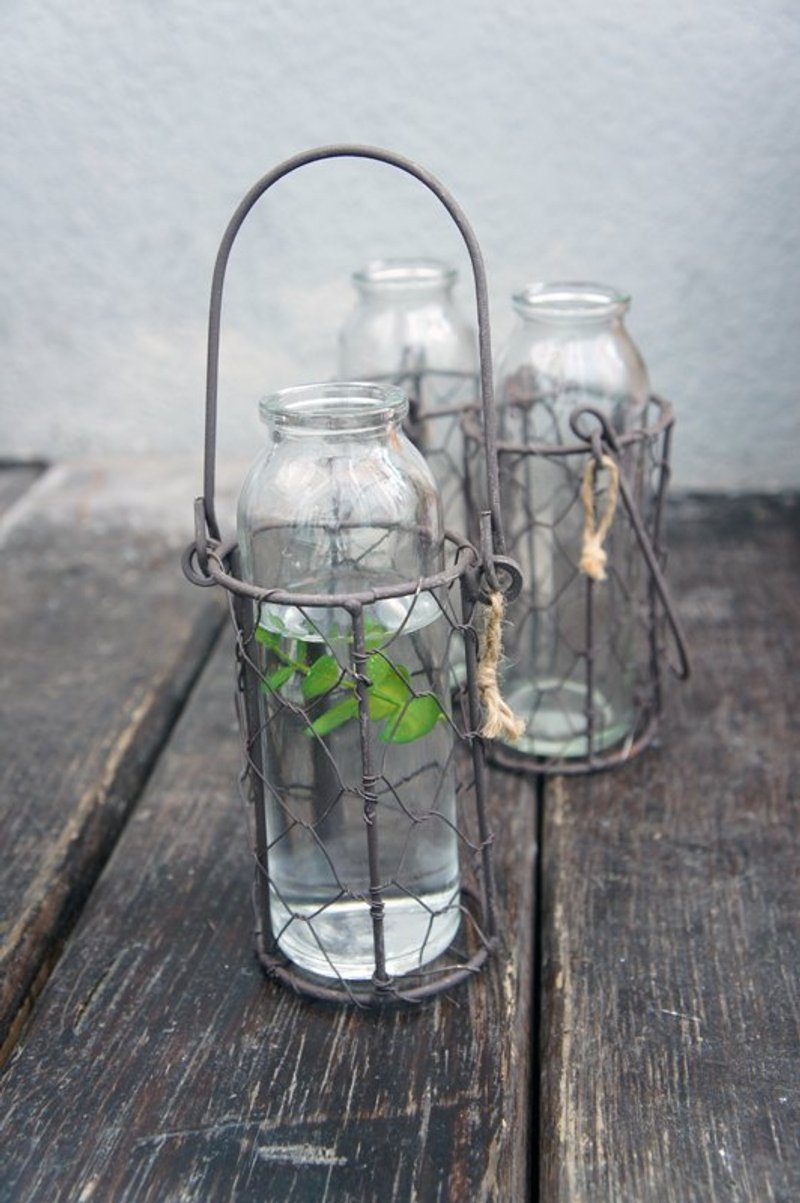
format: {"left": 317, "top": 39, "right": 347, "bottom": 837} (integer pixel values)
{"left": 198, "top": 143, "right": 506, "bottom": 579}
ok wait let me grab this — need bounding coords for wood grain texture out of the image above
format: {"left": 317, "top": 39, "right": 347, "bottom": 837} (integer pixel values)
{"left": 0, "top": 461, "right": 225, "bottom": 1058}
{"left": 540, "top": 495, "right": 800, "bottom": 1202}
{"left": 0, "top": 635, "right": 536, "bottom": 1203}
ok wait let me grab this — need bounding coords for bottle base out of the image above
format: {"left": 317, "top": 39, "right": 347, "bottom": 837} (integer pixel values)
{"left": 502, "top": 677, "right": 633, "bottom": 759}
{"left": 270, "top": 887, "right": 462, "bottom": 981}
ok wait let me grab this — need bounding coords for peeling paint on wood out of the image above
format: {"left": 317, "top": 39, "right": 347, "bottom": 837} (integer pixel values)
{"left": 6, "top": 478, "right": 793, "bottom": 1200}
{"left": 0, "top": 634, "right": 536, "bottom": 1202}
{"left": 540, "top": 495, "right": 800, "bottom": 1202}
{"left": 0, "top": 461, "right": 225, "bottom": 1058}
{"left": 0, "top": 463, "right": 45, "bottom": 517}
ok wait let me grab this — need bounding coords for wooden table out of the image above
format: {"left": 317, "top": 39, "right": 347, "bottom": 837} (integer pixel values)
{"left": 0, "top": 461, "right": 797, "bottom": 1201}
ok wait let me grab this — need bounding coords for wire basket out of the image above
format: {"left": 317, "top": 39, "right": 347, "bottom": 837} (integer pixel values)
{"left": 183, "top": 145, "right": 521, "bottom": 1004}
{"left": 464, "top": 397, "right": 690, "bottom": 775}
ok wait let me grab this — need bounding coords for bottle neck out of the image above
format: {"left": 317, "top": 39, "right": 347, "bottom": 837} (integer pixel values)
{"left": 512, "top": 282, "right": 630, "bottom": 330}
{"left": 353, "top": 258, "right": 457, "bottom": 304}
{"left": 259, "top": 382, "right": 408, "bottom": 441}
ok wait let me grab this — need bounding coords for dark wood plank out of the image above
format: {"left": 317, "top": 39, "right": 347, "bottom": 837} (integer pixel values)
{"left": 540, "top": 495, "right": 800, "bottom": 1202}
{"left": 0, "top": 632, "right": 536, "bottom": 1202}
{"left": 0, "top": 462, "right": 45, "bottom": 515}
{"left": 0, "top": 460, "right": 225, "bottom": 1060}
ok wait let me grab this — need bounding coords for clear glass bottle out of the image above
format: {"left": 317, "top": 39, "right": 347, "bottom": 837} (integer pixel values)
{"left": 338, "top": 258, "right": 478, "bottom": 538}
{"left": 237, "top": 382, "right": 460, "bottom": 980}
{"left": 495, "top": 283, "right": 651, "bottom": 760}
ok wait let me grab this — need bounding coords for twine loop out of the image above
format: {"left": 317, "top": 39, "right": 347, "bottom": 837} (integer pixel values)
{"left": 579, "top": 452, "right": 620, "bottom": 582}
{"left": 477, "top": 590, "right": 526, "bottom": 743}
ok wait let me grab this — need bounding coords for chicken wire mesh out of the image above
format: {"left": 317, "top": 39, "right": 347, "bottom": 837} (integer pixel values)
{"left": 223, "top": 536, "right": 500, "bottom": 1004}
{"left": 359, "top": 366, "right": 481, "bottom": 547}
{"left": 466, "top": 395, "right": 690, "bottom": 775}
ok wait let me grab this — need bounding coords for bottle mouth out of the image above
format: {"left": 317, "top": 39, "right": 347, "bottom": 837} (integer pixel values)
{"left": 353, "top": 257, "right": 457, "bottom": 292}
{"left": 259, "top": 382, "right": 409, "bottom": 433}
{"left": 512, "top": 282, "right": 631, "bottom": 323}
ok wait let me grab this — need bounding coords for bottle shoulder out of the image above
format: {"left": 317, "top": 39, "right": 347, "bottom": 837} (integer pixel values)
{"left": 339, "top": 301, "right": 476, "bottom": 375}
{"left": 237, "top": 434, "right": 440, "bottom": 531}
{"left": 496, "top": 323, "right": 650, "bottom": 400}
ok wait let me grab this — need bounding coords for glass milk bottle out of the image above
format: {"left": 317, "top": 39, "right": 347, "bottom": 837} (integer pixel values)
{"left": 495, "top": 283, "right": 651, "bottom": 760}
{"left": 237, "top": 382, "right": 461, "bottom": 979}
{"left": 338, "top": 258, "right": 478, "bottom": 538}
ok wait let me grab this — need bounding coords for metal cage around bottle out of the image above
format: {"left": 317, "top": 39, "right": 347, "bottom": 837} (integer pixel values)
{"left": 464, "top": 394, "right": 690, "bottom": 775}
{"left": 182, "top": 145, "right": 521, "bottom": 1005}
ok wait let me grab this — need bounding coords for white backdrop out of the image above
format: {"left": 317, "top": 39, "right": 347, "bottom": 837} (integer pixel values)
{"left": 2, "top": 0, "right": 799, "bottom": 490}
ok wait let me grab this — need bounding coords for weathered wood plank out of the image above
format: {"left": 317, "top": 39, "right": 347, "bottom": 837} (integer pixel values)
{"left": 0, "top": 462, "right": 45, "bottom": 515}
{"left": 0, "top": 460, "right": 226, "bottom": 1059}
{"left": 540, "top": 495, "right": 800, "bottom": 1202}
{"left": 0, "top": 632, "right": 536, "bottom": 1202}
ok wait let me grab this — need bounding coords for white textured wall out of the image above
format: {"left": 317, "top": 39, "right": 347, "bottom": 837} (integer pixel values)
{"left": 2, "top": 0, "right": 799, "bottom": 490}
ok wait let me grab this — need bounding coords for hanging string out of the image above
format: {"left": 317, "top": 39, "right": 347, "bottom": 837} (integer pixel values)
{"left": 579, "top": 453, "right": 620, "bottom": 582}
{"left": 477, "top": 590, "right": 527, "bottom": 742}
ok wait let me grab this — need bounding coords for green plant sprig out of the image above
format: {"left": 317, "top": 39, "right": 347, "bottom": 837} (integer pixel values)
{"left": 255, "top": 625, "right": 444, "bottom": 745}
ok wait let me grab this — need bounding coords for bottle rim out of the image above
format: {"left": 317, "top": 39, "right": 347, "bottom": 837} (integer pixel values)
{"left": 512, "top": 282, "right": 631, "bottom": 323}
{"left": 259, "top": 381, "right": 409, "bottom": 433}
{"left": 352, "top": 257, "right": 457, "bottom": 291}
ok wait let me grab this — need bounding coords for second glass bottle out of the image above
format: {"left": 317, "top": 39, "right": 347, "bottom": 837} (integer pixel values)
{"left": 494, "top": 282, "right": 652, "bottom": 761}
{"left": 338, "top": 257, "right": 478, "bottom": 539}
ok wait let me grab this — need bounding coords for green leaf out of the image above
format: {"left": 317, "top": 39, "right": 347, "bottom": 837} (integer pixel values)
{"left": 366, "top": 654, "right": 410, "bottom": 687}
{"left": 254, "top": 624, "right": 307, "bottom": 670}
{"left": 363, "top": 615, "right": 388, "bottom": 649}
{"left": 308, "top": 695, "right": 359, "bottom": 738}
{"left": 380, "top": 694, "right": 444, "bottom": 744}
{"left": 297, "top": 651, "right": 442, "bottom": 745}
{"left": 368, "top": 660, "right": 412, "bottom": 701}
{"left": 366, "top": 655, "right": 414, "bottom": 720}
{"left": 367, "top": 691, "right": 399, "bottom": 720}
{"left": 301, "top": 654, "right": 343, "bottom": 699}
{"left": 255, "top": 625, "right": 280, "bottom": 648}
{"left": 259, "top": 664, "right": 295, "bottom": 694}
{"left": 365, "top": 653, "right": 392, "bottom": 686}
